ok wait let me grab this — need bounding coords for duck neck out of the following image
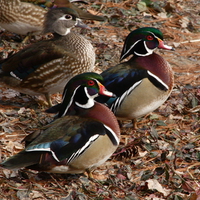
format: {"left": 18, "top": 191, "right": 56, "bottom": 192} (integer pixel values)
{"left": 81, "top": 102, "right": 121, "bottom": 139}
{"left": 130, "top": 53, "right": 174, "bottom": 89}
{"left": 52, "top": 32, "right": 95, "bottom": 69}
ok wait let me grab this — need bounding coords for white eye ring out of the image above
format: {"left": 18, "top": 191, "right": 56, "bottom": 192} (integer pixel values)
{"left": 64, "top": 14, "right": 72, "bottom": 20}
{"left": 58, "top": 14, "right": 72, "bottom": 21}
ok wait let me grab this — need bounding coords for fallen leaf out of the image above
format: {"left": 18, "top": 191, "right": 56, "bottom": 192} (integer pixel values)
{"left": 137, "top": 1, "right": 147, "bottom": 12}
{"left": 146, "top": 179, "right": 171, "bottom": 196}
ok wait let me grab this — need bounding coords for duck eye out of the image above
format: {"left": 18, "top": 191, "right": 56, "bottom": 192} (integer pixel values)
{"left": 65, "top": 14, "right": 72, "bottom": 20}
{"left": 146, "top": 35, "right": 154, "bottom": 40}
{"left": 87, "top": 80, "right": 95, "bottom": 86}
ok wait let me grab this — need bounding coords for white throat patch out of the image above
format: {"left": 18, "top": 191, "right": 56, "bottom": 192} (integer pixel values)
{"left": 75, "top": 87, "right": 97, "bottom": 109}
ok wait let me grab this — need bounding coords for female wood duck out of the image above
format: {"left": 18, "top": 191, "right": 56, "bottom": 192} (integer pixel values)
{"left": 97, "top": 27, "right": 174, "bottom": 127}
{"left": 0, "top": 7, "right": 96, "bottom": 106}
{"left": 0, "top": 72, "right": 120, "bottom": 174}
{"left": 53, "top": 0, "right": 105, "bottom": 21}
{"left": 0, "top": 0, "right": 46, "bottom": 36}
{"left": 0, "top": 0, "right": 104, "bottom": 37}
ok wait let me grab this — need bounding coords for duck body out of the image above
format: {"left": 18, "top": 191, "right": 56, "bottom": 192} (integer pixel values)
{"left": 0, "top": 7, "right": 95, "bottom": 105}
{"left": 101, "top": 52, "right": 173, "bottom": 120}
{"left": 0, "top": 0, "right": 104, "bottom": 36}
{"left": 1, "top": 72, "right": 120, "bottom": 173}
{"left": 0, "top": 0, "right": 46, "bottom": 35}
{"left": 0, "top": 32, "right": 95, "bottom": 97}
{"left": 2, "top": 108, "right": 119, "bottom": 173}
{"left": 97, "top": 27, "right": 174, "bottom": 121}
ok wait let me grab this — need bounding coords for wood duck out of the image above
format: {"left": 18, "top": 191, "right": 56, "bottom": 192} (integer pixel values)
{"left": 0, "top": 7, "right": 96, "bottom": 106}
{"left": 0, "top": 72, "right": 120, "bottom": 174}
{"left": 0, "top": 0, "right": 46, "bottom": 36}
{"left": 20, "top": 0, "right": 53, "bottom": 8}
{"left": 0, "top": 0, "right": 104, "bottom": 37}
{"left": 53, "top": 0, "right": 105, "bottom": 21}
{"left": 96, "top": 27, "right": 174, "bottom": 127}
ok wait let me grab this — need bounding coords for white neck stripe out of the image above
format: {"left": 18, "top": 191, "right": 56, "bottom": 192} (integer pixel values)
{"left": 74, "top": 87, "right": 97, "bottom": 109}
{"left": 134, "top": 41, "right": 155, "bottom": 56}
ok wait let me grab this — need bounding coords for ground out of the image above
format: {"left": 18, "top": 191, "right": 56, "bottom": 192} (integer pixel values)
{"left": 0, "top": 0, "right": 200, "bottom": 199}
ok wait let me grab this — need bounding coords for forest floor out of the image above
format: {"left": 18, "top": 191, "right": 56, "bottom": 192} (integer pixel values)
{"left": 0, "top": 0, "right": 200, "bottom": 199}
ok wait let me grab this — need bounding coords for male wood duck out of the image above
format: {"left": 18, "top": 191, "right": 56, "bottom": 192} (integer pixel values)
{"left": 0, "top": 0, "right": 104, "bottom": 37}
{"left": 0, "top": 7, "right": 96, "bottom": 106}
{"left": 0, "top": 72, "right": 120, "bottom": 174}
{"left": 96, "top": 27, "right": 174, "bottom": 127}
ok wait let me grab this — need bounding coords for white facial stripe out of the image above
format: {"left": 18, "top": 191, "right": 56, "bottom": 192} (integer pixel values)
{"left": 134, "top": 31, "right": 157, "bottom": 56}
{"left": 122, "top": 30, "right": 166, "bottom": 58}
{"left": 148, "top": 32, "right": 173, "bottom": 50}
{"left": 63, "top": 79, "right": 100, "bottom": 114}
{"left": 147, "top": 71, "right": 169, "bottom": 90}
{"left": 67, "top": 134, "right": 99, "bottom": 164}
{"left": 75, "top": 98, "right": 95, "bottom": 108}
{"left": 121, "top": 39, "right": 142, "bottom": 60}
{"left": 62, "top": 85, "right": 80, "bottom": 117}
{"left": 57, "top": 15, "right": 73, "bottom": 35}
{"left": 147, "top": 31, "right": 156, "bottom": 37}
{"left": 134, "top": 41, "right": 155, "bottom": 56}
{"left": 75, "top": 86, "right": 96, "bottom": 109}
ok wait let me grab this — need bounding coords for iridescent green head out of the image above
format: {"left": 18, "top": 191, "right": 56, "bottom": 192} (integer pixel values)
{"left": 120, "top": 27, "right": 173, "bottom": 61}
{"left": 59, "top": 72, "right": 114, "bottom": 117}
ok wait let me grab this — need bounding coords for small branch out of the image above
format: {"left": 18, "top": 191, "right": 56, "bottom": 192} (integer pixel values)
{"left": 187, "top": 162, "right": 200, "bottom": 188}
{"left": 180, "top": 39, "right": 200, "bottom": 44}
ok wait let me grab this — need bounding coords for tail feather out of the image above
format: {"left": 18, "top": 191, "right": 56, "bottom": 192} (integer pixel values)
{"left": 0, "top": 150, "right": 42, "bottom": 170}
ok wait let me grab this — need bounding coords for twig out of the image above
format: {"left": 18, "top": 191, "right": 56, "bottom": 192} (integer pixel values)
{"left": 187, "top": 162, "right": 200, "bottom": 188}
{"left": 180, "top": 39, "right": 200, "bottom": 44}
{"left": 50, "top": 174, "right": 67, "bottom": 191}
{"left": 169, "top": 165, "right": 196, "bottom": 191}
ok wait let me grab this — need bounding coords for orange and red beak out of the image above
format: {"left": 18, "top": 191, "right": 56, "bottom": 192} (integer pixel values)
{"left": 97, "top": 82, "right": 116, "bottom": 97}
{"left": 157, "top": 38, "right": 175, "bottom": 51}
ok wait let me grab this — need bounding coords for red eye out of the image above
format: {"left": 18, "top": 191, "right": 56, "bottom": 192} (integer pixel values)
{"left": 87, "top": 80, "right": 95, "bottom": 86}
{"left": 147, "top": 35, "right": 154, "bottom": 40}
